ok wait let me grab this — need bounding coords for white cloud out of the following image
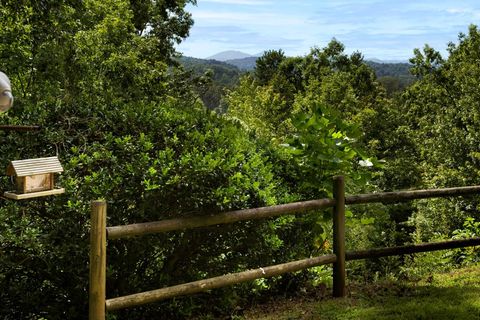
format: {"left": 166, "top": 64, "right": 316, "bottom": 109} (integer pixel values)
{"left": 446, "top": 7, "right": 480, "bottom": 19}
{"left": 192, "top": 10, "right": 308, "bottom": 27}
{"left": 447, "top": 8, "right": 469, "bottom": 14}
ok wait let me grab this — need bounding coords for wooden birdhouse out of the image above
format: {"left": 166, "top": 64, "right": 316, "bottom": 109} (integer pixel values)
{"left": 3, "top": 156, "right": 65, "bottom": 200}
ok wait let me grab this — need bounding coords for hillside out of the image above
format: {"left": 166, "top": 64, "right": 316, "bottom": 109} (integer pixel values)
{"left": 179, "top": 56, "right": 243, "bottom": 110}
{"left": 366, "top": 61, "right": 415, "bottom": 96}
{"left": 365, "top": 61, "right": 412, "bottom": 77}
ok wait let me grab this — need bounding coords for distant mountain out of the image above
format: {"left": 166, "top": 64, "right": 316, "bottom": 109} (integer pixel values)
{"left": 225, "top": 56, "right": 258, "bottom": 71}
{"left": 367, "top": 58, "right": 409, "bottom": 64}
{"left": 206, "top": 50, "right": 254, "bottom": 62}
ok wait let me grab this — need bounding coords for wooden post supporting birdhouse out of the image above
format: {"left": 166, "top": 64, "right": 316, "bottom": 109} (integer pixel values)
{"left": 3, "top": 156, "right": 65, "bottom": 200}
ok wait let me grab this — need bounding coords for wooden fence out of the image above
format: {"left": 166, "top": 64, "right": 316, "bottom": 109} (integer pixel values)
{"left": 89, "top": 176, "right": 480, "bottom": 319}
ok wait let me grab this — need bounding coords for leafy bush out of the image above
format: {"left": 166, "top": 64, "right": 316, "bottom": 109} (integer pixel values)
{"left": 1, "top": 95, "right": 301, "bottom": 319}
{"left": 452, "top": 217, "right": 480, "bottom": 264}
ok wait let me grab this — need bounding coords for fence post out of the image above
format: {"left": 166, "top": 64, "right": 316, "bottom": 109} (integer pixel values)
{"left": 89, "top": 200, "right": 107, "bottom": 320}
{"left": 332, "top": 176, "right": 346, "bottom": 297}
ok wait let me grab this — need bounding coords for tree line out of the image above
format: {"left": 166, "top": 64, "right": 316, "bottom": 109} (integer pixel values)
{"left": 181, "top": 53, "right": 416, "bottom": 110}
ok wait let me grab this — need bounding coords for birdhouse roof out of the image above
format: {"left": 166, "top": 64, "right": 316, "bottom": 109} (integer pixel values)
{"left": 6, "top": 156, "right": 64, "bottom": 177}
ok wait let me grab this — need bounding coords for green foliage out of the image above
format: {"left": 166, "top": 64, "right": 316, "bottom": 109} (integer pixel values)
{"left": 0, "top": 0, "right": 196, "bottom": 111}
{"left": 377, "top": 76, "right": 415, "bottom": 97}
{"left": 453, "top": 217, "right": 480, "bottom": 239}
{"left": 254, "top": 49, "right": 286, "bottom": 86}
{"left": 390, "top": 26, "right": 480, "bottom": 242}
{"left": 452, "top": 217, "right": 480, "bottom": 263}
{"left": 356, "top": 25, "right": 480, "bottom": 278}
{"left": 409, "top": 44, "right": 444, "bottom": 78}
{"left": 226, "top": 75, "right": 293, "bottom": 138}
{"left": 284, "top": 105, "right": 369, "bottom": 195}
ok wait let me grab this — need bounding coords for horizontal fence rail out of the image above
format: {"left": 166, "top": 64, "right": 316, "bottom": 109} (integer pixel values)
{"left": 107, "top": 198, "right": 335, "bottom": 239}
{"left": 346, "top": 185, "right": 480, "bottom": 205}
{"left": 106, "top": 254, "right": 337, "bottom": 311}
{"left": 90, "top": 179, "right": 480, "bottom": 319}
{"left": 346, "top": 237, "right": 480, "bottom": 261}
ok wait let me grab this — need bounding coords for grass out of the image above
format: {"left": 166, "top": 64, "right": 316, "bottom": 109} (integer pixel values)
{"left": 242, "top": 264, "right": 480, "bottom": 320}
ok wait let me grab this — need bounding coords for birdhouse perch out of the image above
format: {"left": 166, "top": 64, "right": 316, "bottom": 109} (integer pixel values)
{"left": 4, "top": 156, "right": 65, "bottom": 200}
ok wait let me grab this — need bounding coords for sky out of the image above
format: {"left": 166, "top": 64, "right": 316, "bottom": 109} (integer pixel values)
{"left": 177, "top": 0, "right": 480, "bottom": 61}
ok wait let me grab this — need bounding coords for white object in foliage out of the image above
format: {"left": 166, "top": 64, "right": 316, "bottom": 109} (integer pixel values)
{"left": 359, "top": 159, "right": 374, "bottom": 167}
{"left": 0, "top": 71, "right": 13, "bottom": 112}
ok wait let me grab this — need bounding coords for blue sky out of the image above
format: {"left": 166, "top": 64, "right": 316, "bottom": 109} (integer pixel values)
{"left": 177, "top": 0, "right": 480, "bottom": 60}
